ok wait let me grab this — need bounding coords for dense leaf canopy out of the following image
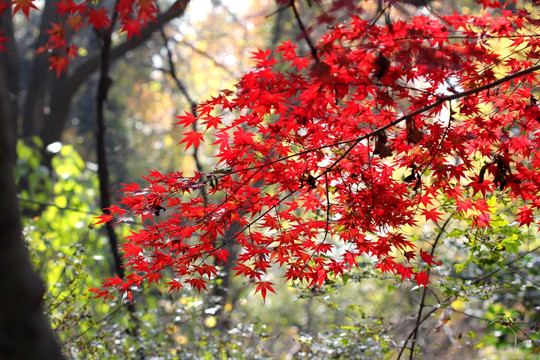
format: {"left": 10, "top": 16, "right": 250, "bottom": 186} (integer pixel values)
{"left": 84, "top": 0, "right": 540, "bottom": 300}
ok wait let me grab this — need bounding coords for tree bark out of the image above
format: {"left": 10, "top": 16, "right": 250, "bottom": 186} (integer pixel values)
{"left": 21, "top": 0, "right": 59, "bottom": 140}
{"left": 0, "top": 50, "right": 65, "bottom": 360}
{"left": 0, "top": 4, "right": 19, "bottom": 140}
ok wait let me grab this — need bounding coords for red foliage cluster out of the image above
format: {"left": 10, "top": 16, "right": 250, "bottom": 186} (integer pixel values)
{"left": 88, "top": 1, "right": 540, "bottom": 300}
{"left": 5, "top": 0, "right": 540, "bottom": 300}
{"left": 2, "top": 0, "right": 157, "bottom": 75}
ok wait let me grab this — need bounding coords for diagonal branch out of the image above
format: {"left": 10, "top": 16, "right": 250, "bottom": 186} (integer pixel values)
{"left": 179, "top": 40, "right": 236, "bottom": 78}
{"left": 211, "top": 62, "right": 540, "bottom": 181}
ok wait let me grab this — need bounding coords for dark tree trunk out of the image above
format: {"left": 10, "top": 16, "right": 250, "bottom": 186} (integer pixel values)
{"left": 0, "top": 52, "right": 65, "bottom": 360}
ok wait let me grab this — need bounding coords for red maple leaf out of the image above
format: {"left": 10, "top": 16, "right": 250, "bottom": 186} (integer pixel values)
{"left": 185, "top": 278, "right": 208, "bottom": 292}
{"left": 201, "top": 115, "right": 222, "bottom": 130}
{"left": 421, "top": 208, "right": 444, "bottom": 223}
{"left": 415, "top": 271, "right": 430, "bottom": 287}
{"left": 376, "top": 257, "right": 397, "bottom": 273}
{"left": 395, "top": 264, "right": 413, "bottom": 281}
{"left": 403, "top": 251, "right": 416, "bottom": 262}
{"left": 48, "top": 54, "right": 68, "bottom": 77}
{"left": 11, "top": 0, "right": 38, "bottom": 18}
{"left": 254, "top": 281, "right": 277, "bottom": 301}
{"left": 67, "top": 13, "right": 85, "bottom": 32}
{"left": 54, "top": 0, "right": 77, "bottom": 15}
{"left": 165, "top": 279, "right": 183, "bottom": 292}
{"left": 87, "top": 7, "right": 111, "bottom": 30}
{"left": 174, "top": 112, "right": 196, "bottom": 127}
{"left": 517, "top": 205, "right": 533, "bottom": 227}
{"left": 179, "top": 130, "right": 204, "bottom": 150}
{"left": 121, "top": 18, "right": 141, "bottom": 39}
{"left": 45, "top": 22, "right": 66, "bottom": 48}
{"left": 66, "top": 44, "right": 78, "bottom": 60}
{"left": 137, "top": 0, "right": 157, "bottom": 24}
{"left": 419, "top": 250, "right": 439, "bottom": 267}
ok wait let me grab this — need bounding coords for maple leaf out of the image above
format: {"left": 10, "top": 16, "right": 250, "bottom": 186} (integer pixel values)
{"left": 67, "top": 14, "right": 85, "bottom": 33}
{"left": 376, "top": 257, "right": 397, "bottom": 273}
{"left": 166, "top": 279, "right": 183, "bottom": 292}
{"left": 403, "top": 251, "right": 416, "bottom": 262}
{"left": 415, "top": 271, "right": 430, "bottom": 287}
{"left": 421, "top": 208, "right": 444, "bottom": 223}
{"left": 54, "top": 0, "right": 77, "bottom": 15}
{"left": 147, "top": 272, "right": 161, "bottom": 285}
{"left": 11, "top": 0, "right": 38, "bottom": 18}
{"left": 517, "top": 205, "right": 533, "bottom": 227}
{"left": 201, "top": 115, "right": 222, "bottom": 130}
{"left": 456, "top": 198, "right": 474, "bottom": 213}
{"left": 48, "top": 54, "right": 68, "bottom": 77}
{"left": 292, "top": 55, "right": 311, "bottom": 72}
{"left": 471, "top": 212, "right": 492, "bottom": 229}
{"left": 45, "top": 22, "right": 66, "bottom": 48}
{"left": 419, "top": 250, "right": 439, "bottom": 267}
{"left": 214, "top": 249, "right": 230, "bottom": 264}
{"left": 87, "top": 7, "right": 111, "bottom": 30}
{"left": 89, "top": 287, "right": 114, "bottom": 300}
{"left": 254, "top": 281, "right": 277, "bottom": 301}
{"left": 137, "top": 0, "right": 157, "bottom": 24}
{"left": 174, "top": 112, "right": 196, "bottom": 127}
{"left": 185, "top": 278, "right": 208, "bottom": 292}
{"left": 92, "top": 213, "right": 114, "bottom": 227}
{"left": 395, "top": 264, "right": 413, "bottom": 281}
{"left": 179, "top": 130, "right": 204, "bottom": 150}
{"left": 343, "top": 251, "right": 357, "bottom": 269}
{"left": 120, "top": 243, "right": 143, "bottom": 258}
{"left": 66, "top": 44, "right": 78, "bottom": 60}
{"left": 126, "top": 290, "right": 133, "bottom": 304}
{"left": 121, "top": 18, "right": 142, "bottom": 39}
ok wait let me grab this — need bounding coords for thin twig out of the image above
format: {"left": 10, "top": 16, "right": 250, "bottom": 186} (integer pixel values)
{"left": 399, "top": 216, "right": 452, "bottom": 360}
{"left": 156, "top": 18, "right": 208, "bottom": 204}
{"left": 179, "top": 40, "right": 236, "bottom": 78}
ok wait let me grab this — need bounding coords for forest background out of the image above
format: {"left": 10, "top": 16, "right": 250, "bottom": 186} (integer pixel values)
{"left": 0, "top": 0, "right": 539, "bottom": 359}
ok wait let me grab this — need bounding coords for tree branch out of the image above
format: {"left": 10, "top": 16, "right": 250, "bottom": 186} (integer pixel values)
{"left": 94, "top": 8, "right": 125, "bottom": 284}
{"left": 213, "top": 62, "right": 540, "bottom": 182}
{"left": 156, "top": 17, "right": 208, "bottom": 204}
